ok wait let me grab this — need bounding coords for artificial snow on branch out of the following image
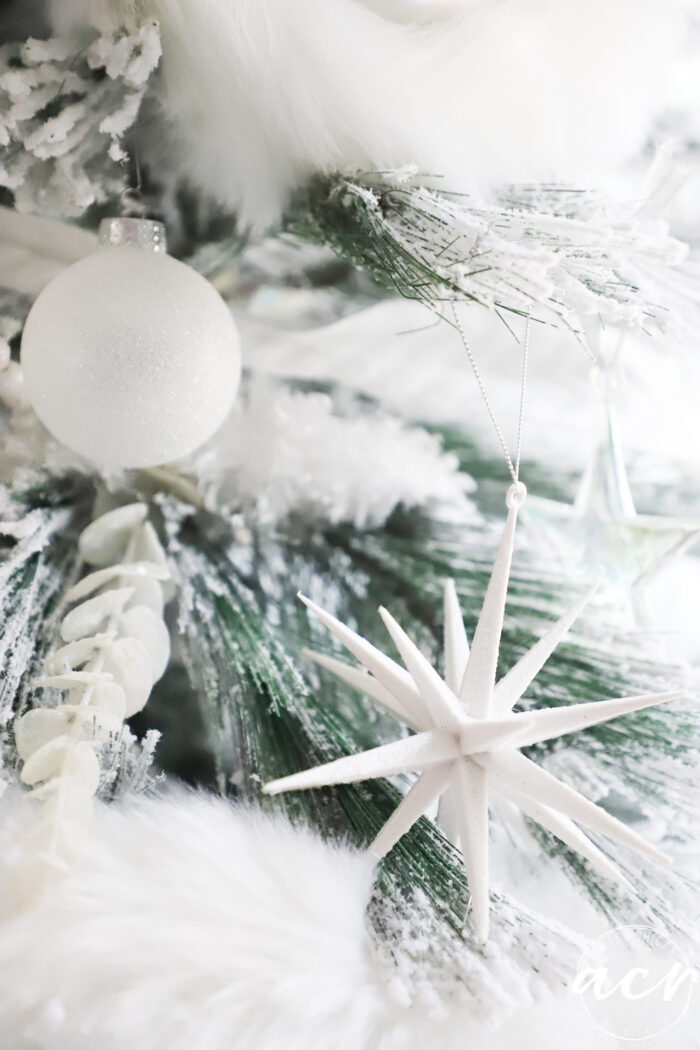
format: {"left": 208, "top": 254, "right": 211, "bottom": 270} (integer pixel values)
{"left": 12, "top": 502, "right": 172, "bottom": 887}
{"left": 264, "top": 489, "right": 681, "bottom": 942}
{"left": 285, "top": 173, "right": 700, "bottom": 336}
{"left": 169, "top": 496, "right": 590, "bottom": 1021}
{"left": 0, "top": 289, "right": 32, "bottom": 344}
{"left": 186, "top": 379, "right": 475, "bottom": 529}
{"left": 166, "top": 427, "right": 699, "bottom": 1000}
{"left": 0, "top": 485, "right": 89, "bottom": 767}
{"left": 0, "top": 22, "right": 161, "bottom": 216}
{"left": 0, "top": 370, "right": 474, "bottom": 532}
{"left": 0, "top": 344, "right": 93, "bottom": 482}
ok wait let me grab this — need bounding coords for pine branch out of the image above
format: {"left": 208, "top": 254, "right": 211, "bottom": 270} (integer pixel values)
{"left": 0, "top": 287, "right": 31, "bottom": 344}
{"left": 2, "top": 390, "right": 695, "bottom": 983}
{"left": 284, "top": 173, "right": 700, "bottom": 336}
{"left": 165, "top": 459, "right": 699, "bottom": 1004}
{"left": 0, "top": 476, "right": 92, "bottom": 772}
{"left": 169, "top": 506, "right": 587, "bottom": 1018}
{"left": 0, "top": 25, "right": 161, "bottom": 216}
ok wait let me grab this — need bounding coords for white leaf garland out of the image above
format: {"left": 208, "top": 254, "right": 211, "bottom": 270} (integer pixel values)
{"left": 13, "top": 502, "right": 172, "bottom": 884}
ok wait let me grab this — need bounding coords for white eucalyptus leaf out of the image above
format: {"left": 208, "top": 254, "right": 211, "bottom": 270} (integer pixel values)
{"left": 100, "top": 636, "right": 154, "bottom": 717}
{"left": 69, "top": 680, "right": 127, "bottom": 720}
{"left": 35, "top": 671, "right": 109, "bottom": 693}
{"left": 125, "top": 572, "right": 165, "bottom": 614}
{"left": 118, "top": 605, "right": 171, "bottom": 681}
{"left": 44, "top": 634, "right": 110, "bottom": 675}
{"left": 132, "top": 521, "right": 175, "bottom": 601}
{"left": 66, "top": 561, "right": 170, "bottom": 604}
{"left": 58, "top": 706, "right": 124, "bottom": 742}
{"left": 132, "top": 520, "right": 167, "bottom": 568}
{"left": 15, "top": 708, "right": 70, "bottom": 762}
{"left": 60, "top": 587, "right": 135, "bottom": 642}
{"left": 89, "top": 680, "right": 128, "bottom": 719}
{"left": 78, "top": 503, "right": 148, "bottom": 565}
{"left": 20, "top": 734, "right": 72, "bottom": 786}
{"left": 60, "top": 740, "right": 101, "bottom": 798}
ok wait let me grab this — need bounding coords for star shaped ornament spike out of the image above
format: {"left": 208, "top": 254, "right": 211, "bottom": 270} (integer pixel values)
{"left": 263, "top": 483, "right": 680, "bottom": 942}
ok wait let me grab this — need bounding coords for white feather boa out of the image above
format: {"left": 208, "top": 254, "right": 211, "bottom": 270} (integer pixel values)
{"left": 47, "top": 0, "right": 689, "bottom": 228}
{"left": 1, "top": 787, "right": 697, "bottom": 1049}
{"left": 0, "top": 789, "right": 380, "bottom": 1050}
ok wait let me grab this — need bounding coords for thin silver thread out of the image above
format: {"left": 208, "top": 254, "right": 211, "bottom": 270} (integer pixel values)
{"left": 513, "top": 314, "right": 530, "bottom": 482}
{"left": 451, "top": 302, "right": 529, "bottom": 485}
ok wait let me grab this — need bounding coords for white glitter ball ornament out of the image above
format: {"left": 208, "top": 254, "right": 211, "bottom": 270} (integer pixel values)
{"left": 20, "top": 218, "right": 241, "bottom": 470}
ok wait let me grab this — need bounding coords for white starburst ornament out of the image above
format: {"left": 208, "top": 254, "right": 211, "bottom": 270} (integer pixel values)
{"left": 264, "top": 482, "right": 679, "bottom": 941}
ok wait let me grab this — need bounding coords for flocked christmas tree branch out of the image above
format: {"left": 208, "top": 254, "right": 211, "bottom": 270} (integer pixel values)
{"left": 284, "top": 171, "right": 700, "bottom": 336}
{"left": 1, "top": 371, "right": 697, "bottom": 1011}
{"left": 0, "top": 478, "right": 90, "bottom": 751}
{"left": 143, "top": 402, "right": 699, "bottom": 1009}
{"left": 164, "top": 495, "right": 698, "bottom": 1010}
{"left": 0, "top": 21, "right": 160, "bottom": 215}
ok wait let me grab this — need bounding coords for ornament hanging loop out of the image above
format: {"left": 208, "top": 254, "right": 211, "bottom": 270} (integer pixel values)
{"left": 118, "top": 182, "right": 148, "bottom": 218}
{"left": 119, "top": 139, "right": 147, "bottom": 218}
{"left": 506, "top": 480, "right": 527, "bottom": 510}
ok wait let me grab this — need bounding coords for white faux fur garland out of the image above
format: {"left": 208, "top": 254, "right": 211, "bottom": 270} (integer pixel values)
{"left": 0, "top": 789, "right": 379, "bottom": 1050}
{"left": 48, "top": 0, "right": 690, "bottom": 229}
{"left": 0, "top": 789, "right": 646, "bottom": 1050}
{"left": 1, "top": 786, "right": 682, "bottom": 1050}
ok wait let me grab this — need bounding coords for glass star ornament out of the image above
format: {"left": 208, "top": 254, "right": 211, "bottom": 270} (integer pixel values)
{"left": 525, "top": 321, "right": 700, "bottom": 591}
{"left": 525, "top": 385, "right": 700, "bottom": 589}
{"left": 264, "top": 483, "right": 680, "bottom": 942}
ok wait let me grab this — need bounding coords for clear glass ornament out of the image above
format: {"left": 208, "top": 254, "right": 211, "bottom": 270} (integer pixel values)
{"left": 524, "top": 322, "right": 700, "bottom": 606}
{"left": 21, "top": 218, "right": 241, "bottom": 470}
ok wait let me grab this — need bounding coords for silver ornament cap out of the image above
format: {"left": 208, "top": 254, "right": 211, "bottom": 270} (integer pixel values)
{"left": 98, "top": 217, "right": 167, "bottom": 253}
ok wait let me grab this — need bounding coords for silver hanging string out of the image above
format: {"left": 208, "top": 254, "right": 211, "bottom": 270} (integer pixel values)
{"left": 450, "top": 302, "right": 530, "bottom": 485}
{"left": 513, "top": 314, "right": 530, "bottom": 483}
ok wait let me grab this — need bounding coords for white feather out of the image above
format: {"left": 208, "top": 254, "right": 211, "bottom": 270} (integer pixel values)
{"left": 46, "top": 0, "right": 690, "bottom": 229}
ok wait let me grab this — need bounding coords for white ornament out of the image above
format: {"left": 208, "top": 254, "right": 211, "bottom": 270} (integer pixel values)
{"left": 13, "top": 502, "right": 173, "bottom": 885}
{"left": 265, "top": 483, "right": 679, "bottom": 941}
{"left": 20, "top": 218, "right": 241, "bottom": 470}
